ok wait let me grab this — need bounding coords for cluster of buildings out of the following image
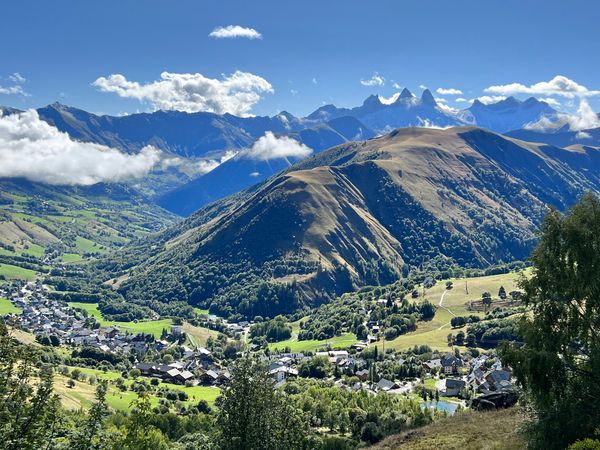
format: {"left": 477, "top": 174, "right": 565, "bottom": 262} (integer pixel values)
{"left": 423, "top": 353, "right": 514, "bottom": 398}
{"left": 134, "top": 346, "right": 231, "bottom": 386}
{"left": 1, "top": 280, "right": 156, "bottom": 354}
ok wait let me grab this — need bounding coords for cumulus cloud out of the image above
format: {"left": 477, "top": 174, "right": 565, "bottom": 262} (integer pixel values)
{"left": 0, "top": 72, "right": 28, "bottom": 97}
{"left": 0, "top": 85, "right": 27, "bottom": 96}
{"left": 538, "top": 97, "right": 561, "bottom": 108}
{"left": 485, "top": 75, "right": 600, "bottom": 98}
{"left": 209, "top": 25, "right": 262, "bottom": 39}
{"left": 378, "top": 93, "right": 400, "bottom": 105}
{"left": 475, "top": 95, "right": 507, "bottom": 105}
{"left": 576, "top": 131, "right": 592, "bottom": 139}
{"left": 436, "top": 87, "right": 463, "bottom": 95}
{"left": 244, "top": 132, "right": 312, "bottom": 161}
{"left": 360, "top": 72, "right": 385, "bottom": 87}
{"left": 0, "top": 110, "right": 160, "bottom": 185}
{"left": 9, "top": 73, "right": 26, "bottom": 83}
{"left": 93, "top": 71, "right": 273, "bottom": 116}
{"left": 436, "top": 103, "right": 459, "bottom": 114}
{"left": 455, "top": 97, "right": 468, "bottom": 103}
{"left": 525, "top": 99, "right": 600, "bottom": 132}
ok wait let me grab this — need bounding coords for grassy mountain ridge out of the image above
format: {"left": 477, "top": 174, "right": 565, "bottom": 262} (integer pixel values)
{"left": 115, "top": 126, "right": 600, "bottom": 318}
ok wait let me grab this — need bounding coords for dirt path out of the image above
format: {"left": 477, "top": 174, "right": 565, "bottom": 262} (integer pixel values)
{"left": 436, "top": 288, "right": 457, "bottom": 330}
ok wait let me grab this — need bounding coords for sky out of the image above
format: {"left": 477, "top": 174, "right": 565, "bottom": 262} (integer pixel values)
{"left": 1, "top": 0, "right": 599, "bottom": 117}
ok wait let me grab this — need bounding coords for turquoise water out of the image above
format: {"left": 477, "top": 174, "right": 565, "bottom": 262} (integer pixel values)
{"left": 421, "top": 400, "right": 459, "bottom": 414}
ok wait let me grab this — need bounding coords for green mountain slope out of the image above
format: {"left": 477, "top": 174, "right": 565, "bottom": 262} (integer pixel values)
{"left": 114, "top": 127, "right": 600, "bottom": 318}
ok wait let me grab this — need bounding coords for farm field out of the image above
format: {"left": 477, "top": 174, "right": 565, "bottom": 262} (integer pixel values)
{"left": 67, "top": 301, "right": 219, "bottom": 343}
{"left": 0, "top": 297, "right": 20, "bottom": 314}
{"left": 382, "top": 271, "right": 527, "bottom": 352}
{"left": 0, "top": 263, "right": 38, "bottom": 281}
{"left": 67, "top": 301, "right": 174, "bottom": 337}
{"left": 54, "top": 366, "right": 221, "bottom": 411}
{"left": 269, "top": 332, "right": 358, "bottom": 353}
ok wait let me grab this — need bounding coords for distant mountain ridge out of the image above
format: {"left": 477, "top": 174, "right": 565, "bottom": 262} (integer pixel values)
{"left": 0, "top": 94, "right": 585, "bottom": 218}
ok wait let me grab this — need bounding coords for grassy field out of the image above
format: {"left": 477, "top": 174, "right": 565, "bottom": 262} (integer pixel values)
{"left": 75, "top": 236, "right": 106, "bottom": 254}
{"left": 382, "top": 271, "right": 526, "bottom": 352}
{"left": 183, "top": 322, "right": 220, "bottom": 347}
{"left": 67, "top": 301, "right": 220, "bottom": 342}
{"left": 54, "top": 366, "right": 221, "bottom": 411}
{"left": 269, "top": 332, "right": 358, "bottom": 352}
{"left": 370, "top": 407, "right": 526, "bottom": 450}
{"left": 60, "top": 252, "right": 82, "bottom": 262}
{"left": 67, "top": 301, "right": 174, "bottom": 337}
{"left": 0, "top": 263, "right": 37, "bottom": 281}
{"left": 0, "top": 297, "right": 21, "bottom": 315}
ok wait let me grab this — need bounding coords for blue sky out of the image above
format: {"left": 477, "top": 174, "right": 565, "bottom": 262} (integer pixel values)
{"left": 1, "top": 0, "right": 599, "bottom": 117}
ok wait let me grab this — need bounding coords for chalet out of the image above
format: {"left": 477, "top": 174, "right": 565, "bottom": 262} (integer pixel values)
{"left": 442, "top": 378, "right": 466, "bottom": 397}
{"left": 135, "top": 362, "right": 155, "bottom": 376}
{"left": 269, "top": 366, "right": 298, "bottom": 383}
{"left": 441, "top": 354, "right": 463, "bottom": 374}
{"left": 356, "top": 369, "right": 370, "bottom": 381}
{"left": 422, "top": 359, "right": 442, "bottom": 372}
{"left": 175, "top": 370, "right": 195, "bottom": 384}
{"left": 103, "top": 327, "right": 119, "bottom": 339}
{"left": 376, "top": 378, "right": 399, "bottom": 391}
{"left": 200, "top": 370, "right": 219, "bottom": 385}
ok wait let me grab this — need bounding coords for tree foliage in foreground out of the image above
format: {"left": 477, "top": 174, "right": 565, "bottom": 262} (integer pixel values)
{"left": 217, "top": 356, "right": 312, "bottom": 450}
{"left": 501, "top": 193, "right": 600, "bottom": 449}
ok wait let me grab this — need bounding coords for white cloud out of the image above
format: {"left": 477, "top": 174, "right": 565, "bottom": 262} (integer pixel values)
{"left": 455, "top": 97, "right": 468, "bottom": 103}
{"left": 244, "top": 132, "right": 312, "bottom": 161}
{"left": 436, "top": 103, "right": 458, "bottom": 114}
{"left": 576, "top": 131, "right": 592, "bottom": 139}
{"left": 436, "top": 88, "right": 463, "bottom": 95}
{"left": 485, "top": 75, "right": 600, "bottom": 98}
{"left": 290, "top": 89, "right": 298, "bottom": 96}
{"left": 539, "top": 97, "right": 561, "bottom": 108}
{"left": 434, "top": 97, "right": 448, "bottom": 103}
{"left": 378, "top": 93, "right": 400, "bottom": 105}
{"left": 209, "top": 25, "right": 262, "bottom": 40}
{"left": 419, "top": 84, "right": 427, "bottom": 90}
{"left": 9, "top": 73, "right": 26, "bottom": 83}
{"left": 360, "top": 72, "right": 385, "bottom": 87}
{"left": 249, "top": 171, "right": 260, "bottom": 177}
{"left": 312, "top": 78, "right": 318, "bottom": 84}
{"left": 0, "top": 110, "right": 160, "bottom": 185}
{"left": 525, "top": 99, "right": 600, "bottom": 132}
{"left": 0, "top": 85, "right": 27, "bottom": 96}
{"left": 392, "top": 82, "right": 401, "bottom": 89}
{"left": 93, "top": 71, "right": 273, "bottom": 116}
{"left": 475, "top": 95, "right": 507, "bottom": 105}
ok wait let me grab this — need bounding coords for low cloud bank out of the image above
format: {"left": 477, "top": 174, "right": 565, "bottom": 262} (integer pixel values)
{"left": 244, "top": 132, "right": 312, "bottom": 161}
{"left": 525, "top": 99, "right": 600, "bottom": 132}
{"left": 0, "top": 110, "right": 160, "bottom": 185}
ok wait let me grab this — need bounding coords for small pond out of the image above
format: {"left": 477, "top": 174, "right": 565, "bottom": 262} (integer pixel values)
{"left": 420, "top": 400, "right": 459, "bottom": 414}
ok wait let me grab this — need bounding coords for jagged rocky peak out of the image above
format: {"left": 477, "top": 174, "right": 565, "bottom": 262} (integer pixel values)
{"left": 420, "top": 89, "right": 437, "bottom": 105}
{"left": 362, "top": 94, "right": 382, "bottom": 106}
{"left": 399, "top": 88, "right": 413, "bottom": 99}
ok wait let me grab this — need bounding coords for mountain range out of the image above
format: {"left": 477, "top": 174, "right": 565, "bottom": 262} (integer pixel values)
{"left": 115, "top": 126, "right": 600, "bottom": 318}
{"left": 4, "top": 93, "right": 598, "bottom": 219}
